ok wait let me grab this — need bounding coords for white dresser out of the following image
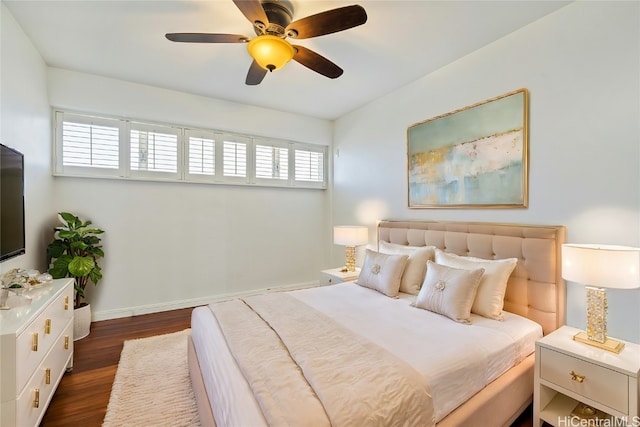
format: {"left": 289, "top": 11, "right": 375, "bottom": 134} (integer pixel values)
{"left": 0, "top": 278, "right": 74, "bottom": 427}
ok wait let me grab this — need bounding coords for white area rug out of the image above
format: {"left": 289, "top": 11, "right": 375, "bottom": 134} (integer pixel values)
{"left": 103, "top": 329, "right": 201, "bottom": 427}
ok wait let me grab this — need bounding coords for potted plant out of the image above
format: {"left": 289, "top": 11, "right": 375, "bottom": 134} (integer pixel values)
{"left": 47, "top": 212, "right": 104, "bottom": 340}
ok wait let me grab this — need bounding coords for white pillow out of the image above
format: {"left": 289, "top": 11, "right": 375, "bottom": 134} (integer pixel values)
{"left": 378, "top": 241, "right": 435, "bottom": 295}
{"left": 414, "top": 261, "right": 484, "bottom": 324}
{"left": 356, "top": 249, "right": 409, "bottom": 297}
{"left": 434, "top": 250, "right": 517, "bottom": 320}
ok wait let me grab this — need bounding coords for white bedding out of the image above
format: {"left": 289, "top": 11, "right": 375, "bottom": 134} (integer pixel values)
{"left": 191, "top": 282, "right": 542, "bottom": 426}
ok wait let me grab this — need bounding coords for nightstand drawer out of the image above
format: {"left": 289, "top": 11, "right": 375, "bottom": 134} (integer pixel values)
{"left": 319, "top": 268, "right": 360, "bottom": 286}
{"left": 540, "top": 347, "right": 628, "bottom": 413}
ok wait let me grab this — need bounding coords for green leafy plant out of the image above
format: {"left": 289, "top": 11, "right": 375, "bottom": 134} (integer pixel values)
{"left": 47, "top": 212, "right": 104, "bottom": 309}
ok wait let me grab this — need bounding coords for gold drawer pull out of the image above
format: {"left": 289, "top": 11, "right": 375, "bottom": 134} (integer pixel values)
{"left": 45, "top": 319, "right": 52, "bottom": 334}
{"left": 33, "top": 389, "right": 40, "bottom": 408}
{"left": 64, "top": 335, "right": 70, "bottom": 350}
{"left": 64, "top": 296, "right": 69, "bottom": 310}
{"left": 570, "top": 370, "right": 585, "bottom": 383}
{"left": 32, "top": 333, "right": 39, "bottom": 351}
{"left": 45, "top": 368, "right": 51, "bottom": 384}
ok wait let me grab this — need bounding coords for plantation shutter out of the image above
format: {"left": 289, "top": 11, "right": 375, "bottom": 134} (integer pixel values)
{"left": 129, "top": 122, "right": 180, "bottom": 179}
{"left": 54, "top": 110, "right": 327, "bottom": 189}
{"left": 186, "top": 130, "right": 216, "bottom": 176}
{"left": 54, "top": 112, "right": 122, "bottom": 176}
{"left": 295, "top": 147, "right": 326, "bottom": 187}
{"left": 254, "top": 140, "right": 289, "bottom": 183}
{"left": 223, "top": 136, "right": 249, "bottom": 181}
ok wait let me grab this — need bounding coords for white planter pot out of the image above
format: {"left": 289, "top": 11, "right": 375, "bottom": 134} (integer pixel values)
{"left": 74, "top": 303, "right": 91, "bottom": 341}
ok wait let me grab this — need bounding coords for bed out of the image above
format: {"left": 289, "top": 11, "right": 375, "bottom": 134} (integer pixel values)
{"left": 188, "top": 220, "right": 566, "bottom": 427}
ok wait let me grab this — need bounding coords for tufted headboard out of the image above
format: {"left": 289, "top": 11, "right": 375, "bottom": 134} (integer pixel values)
{"left": 377, "top": 220, "right": 566, "bottom": 335}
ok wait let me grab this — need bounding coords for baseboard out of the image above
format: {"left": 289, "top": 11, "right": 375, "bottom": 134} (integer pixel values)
{"left": 91, "top": 280, "right": 320, "bottom": 321}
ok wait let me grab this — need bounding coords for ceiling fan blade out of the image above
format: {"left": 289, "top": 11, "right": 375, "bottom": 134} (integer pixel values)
{"left": 233, "top": 0, "right": 269, "bottom": 27}
{"left": 246, "top": 60, "right": 268, "bottom": 85}
{"left": 292, "top": 45, "right": 343, "bottom": 79}
{"left": 165, "top": 33, "right": 249, "bottom": 43}
{"left": 285, "top": 5, "right": 367, "bottom": 39}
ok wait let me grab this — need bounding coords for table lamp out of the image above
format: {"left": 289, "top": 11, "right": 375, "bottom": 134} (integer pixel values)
{"left": 333, "top": 226, "right": 368, "bottom": 273}
{"left": 561, "top": 243, "right": 640, "bottom": 353}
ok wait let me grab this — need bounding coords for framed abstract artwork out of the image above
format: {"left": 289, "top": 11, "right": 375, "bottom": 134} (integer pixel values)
{"left": 407, "top": 89, "right": 529, "bottom": 208}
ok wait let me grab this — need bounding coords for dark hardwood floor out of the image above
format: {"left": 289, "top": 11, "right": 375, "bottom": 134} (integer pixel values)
{"left": 41, "top": 307, "right": 534, "bottom": 427}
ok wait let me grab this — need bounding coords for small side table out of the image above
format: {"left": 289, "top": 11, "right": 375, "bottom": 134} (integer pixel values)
{"left": 319, "top": 267, "right": 360, "bottom": 286}
{"left": 534, "top": 325, "right": 640, "bottom": 426}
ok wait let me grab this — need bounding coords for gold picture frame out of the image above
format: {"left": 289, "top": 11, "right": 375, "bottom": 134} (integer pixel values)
{"left": 407, "top": 89, "right": 529, "bottom": 209}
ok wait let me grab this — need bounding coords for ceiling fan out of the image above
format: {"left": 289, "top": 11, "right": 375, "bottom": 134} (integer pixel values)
{"left": 165, "top": 0, "right": 367, "bottom": 85}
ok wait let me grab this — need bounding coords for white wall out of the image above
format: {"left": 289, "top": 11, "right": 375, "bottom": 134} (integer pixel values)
{"left": 45, "top": 70, "right": 333, "bottom": 320}
{"left": 333, "top": 2, "right": 640, "bottom": 343}
{"left": 0, "top": 3, "right": 54, "bottom": 275}
{"left": 2, "top": 0, "right": 333, "bottom": 321}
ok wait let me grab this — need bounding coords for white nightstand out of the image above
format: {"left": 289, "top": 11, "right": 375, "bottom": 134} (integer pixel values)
{"left": 319, "top": 267, "right": 360, "bottom": 286}
{"left": 534, "top": 325, "right": 640, "bottom": 426}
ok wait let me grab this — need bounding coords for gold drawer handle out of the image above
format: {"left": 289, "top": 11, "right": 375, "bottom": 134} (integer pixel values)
{"left": 45, "top": 368, "right": 51, "bottom": 384}
{"left": 32, "top": 333, "right": 39, "bottom": 352}
{"left": 33, "top": 389, "right": 40, "bottom": 408}
{"left": 64, "top": 335, "right": 70, "bottom": 350}
{"left": 45, "top": 318, "right": 52, "bottom": 334}
{"left": 64, "top": 296, "right": 69, "bottom": 310}
{"left": 570, "top": 370, "right": 585, "bottom": 383}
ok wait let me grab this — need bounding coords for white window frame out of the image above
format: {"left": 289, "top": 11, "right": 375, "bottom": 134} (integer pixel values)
{"left": 53, "top": 109, "right": 327, "bottom": 190}
{"left": 54, "top": 111, "right": 124, "bottom": 178}
{"left": 221, "top": 134, "right": 251, "bottom": 184}
{"left": 294, "top": 144, "right": 327, "bottom": 189}
{"left": 184, "top": 129, "right": 219, "bottom": 183}
{"left": 128, "top": 121, "right": 181, "bottom": 181}
{"left": 253, "top": 138, "right": 291, "bottom": 187}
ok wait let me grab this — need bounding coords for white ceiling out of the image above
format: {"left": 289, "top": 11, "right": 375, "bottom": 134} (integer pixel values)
{"left": 4, "top": 0, "right": 570, "bottom": 120}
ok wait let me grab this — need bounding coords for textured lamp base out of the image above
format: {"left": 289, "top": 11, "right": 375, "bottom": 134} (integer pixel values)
{"left": 573, "top": 331, "right": 625, "bottom": 353}
{"left": 344, "top": 246, "right": 357, "bottom": 272}
{"left": 575, "top": 286, "right": 624, "bottom": 353}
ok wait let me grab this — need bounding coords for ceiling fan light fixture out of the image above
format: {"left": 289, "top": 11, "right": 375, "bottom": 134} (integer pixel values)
{"left": 247, "top": 35, "right": 295, "bottom": 72}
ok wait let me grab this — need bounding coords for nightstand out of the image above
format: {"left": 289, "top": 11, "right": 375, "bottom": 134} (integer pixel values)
{"left": 319, "top": 267, "right": 360, "bottom": 286}
{"left": 534, "top": 325, "right": 640, "bottom": 426}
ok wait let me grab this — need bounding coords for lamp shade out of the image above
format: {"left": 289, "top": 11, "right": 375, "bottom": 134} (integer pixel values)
{"left": 333, "top": 226, "right": 368, "bottom": 247}
{"left": 247, "top": 35, "right": 295, "bottom": 71}
{"left": 562, "top": 243, "right": 640, "bottom": 289}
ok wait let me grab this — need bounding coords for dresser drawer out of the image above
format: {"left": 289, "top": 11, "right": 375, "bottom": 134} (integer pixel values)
{"left": 15, "top": 318, "right": 73, "bottom": 427}
{"left": 15, "top": 285, "right": 73, "bottom": 392}
{"left": 540, "top": 347, "right": 628, "bottom": 413}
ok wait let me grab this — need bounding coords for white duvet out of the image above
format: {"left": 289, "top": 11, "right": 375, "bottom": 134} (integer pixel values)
{"left": 191, "top": 282, "right": 542, "bottom": 426}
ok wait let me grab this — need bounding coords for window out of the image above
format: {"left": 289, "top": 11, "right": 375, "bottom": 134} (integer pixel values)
{"left": 255, "top": 145, "right": 288, "bottom": 180}
{"left": 130, "top": 123, "right": 179, "bottom": 176}
{"left": 295, "top": 147, "right": 325, "bottom": 185}
{"left": 188, "top": 135, "right": 215, "bottom": 176}
{"left": 255, "top": 139, "right": 289, "bottom": 183}
{"left": 223, "top": 140, "right": 247, "bottom": 178}
{"left": 55, "top": 112, "right": 122, "bottom": 177}
{"left": 62, "top": 121, "right": 119, "bottom": 169}
{"left": 53, "top": 110, "right": 327, "bottom": 189}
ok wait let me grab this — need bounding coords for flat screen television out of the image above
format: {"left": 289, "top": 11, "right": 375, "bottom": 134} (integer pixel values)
{"left": 0, "top": 143, "right": 26, "bottom": 261}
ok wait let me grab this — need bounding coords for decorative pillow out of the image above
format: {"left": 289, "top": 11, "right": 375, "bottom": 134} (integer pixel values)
{"left": 356, "top": 249, "right": 409, "bottom": 297}
{"left": 378, "top": 241, "right": 435, "bottom": 295}
{"left": 414, "top": 261, "right": 484, "bottom": 324}
{"left": 434, "top": 250, "right": 518, "bottom": 320}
